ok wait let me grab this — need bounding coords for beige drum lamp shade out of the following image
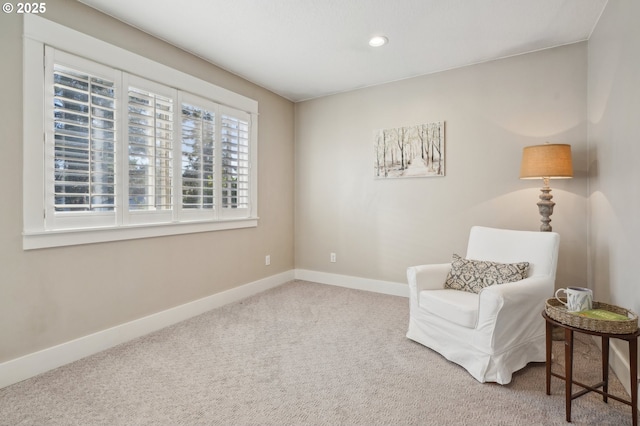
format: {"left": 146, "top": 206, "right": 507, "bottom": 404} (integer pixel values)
{"left": 519, "top": 144, "right": 573, "bottom": 180}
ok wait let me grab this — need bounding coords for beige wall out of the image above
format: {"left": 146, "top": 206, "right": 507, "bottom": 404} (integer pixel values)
{"left": 588, "top": 0, "right": 640, "bottom": 372}
{"left": 0, "top": 0, "right": 295, "bottom": 362}
{"left": 295, "top": 43, "right": 589, "bottom": 286}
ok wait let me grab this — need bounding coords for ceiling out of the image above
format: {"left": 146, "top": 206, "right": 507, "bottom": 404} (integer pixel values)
{"left": 78, "top": 0, "right": 608, "bottom": 102}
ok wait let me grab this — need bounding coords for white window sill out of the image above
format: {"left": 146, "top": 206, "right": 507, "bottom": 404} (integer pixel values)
{"left": 23, "top": 218, "right": 258, "bottom": 250}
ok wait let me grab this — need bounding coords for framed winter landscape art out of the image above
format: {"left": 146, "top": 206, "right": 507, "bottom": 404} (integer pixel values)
{"left": 374, "top": 121, "right": 444, "bottom": 179}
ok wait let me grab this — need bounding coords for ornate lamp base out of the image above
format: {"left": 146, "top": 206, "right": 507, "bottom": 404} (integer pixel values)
{"left": 537, "top": 185, "right": 555, "bottom": 232}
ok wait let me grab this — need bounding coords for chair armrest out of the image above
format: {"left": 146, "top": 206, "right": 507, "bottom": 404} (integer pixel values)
{"left": 480, "top": 275, "right": 552, "bottom": 307}
{"left": 477, "top": 276, "right": 554, "bottom": 339}
{"left": 407, "top": 263, "right": 451, "bottom": 296}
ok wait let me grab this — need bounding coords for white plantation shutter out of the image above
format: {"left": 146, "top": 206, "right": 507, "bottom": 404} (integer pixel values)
{"left": 53, "top": 66, "right": 116, "bottom": 211}
{"left": 127, "top": 87, "right": 173, "bottom": 210}
{"left": 44, "top": 48, "right": 119, "bottom": 230}
{"left": 180, "top": 95, "right": 216, "bottom": 216}
{"left": 220, "top": 108, "right": 251, "bottom": 215}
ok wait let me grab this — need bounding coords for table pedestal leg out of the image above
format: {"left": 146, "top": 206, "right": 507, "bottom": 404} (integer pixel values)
{"left": 602, "top": 336, "right": 609, "bottom": 403}
{"left": 546, "top": 319, "right": 553, "bottom": 395}
{"left": 630, "top": 337, "right": 638, "bottom": 426}
{"left": 565, "top": 328, "right": 574, "bottom": 423}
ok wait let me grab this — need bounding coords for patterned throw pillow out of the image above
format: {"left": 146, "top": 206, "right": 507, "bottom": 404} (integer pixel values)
{"left": 444, "top": 254, "right": 530, "bottom": 294}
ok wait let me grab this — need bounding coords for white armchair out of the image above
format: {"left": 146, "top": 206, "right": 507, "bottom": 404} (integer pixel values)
{"left": 406, "top": 226, "right": 560, "bottom": 384}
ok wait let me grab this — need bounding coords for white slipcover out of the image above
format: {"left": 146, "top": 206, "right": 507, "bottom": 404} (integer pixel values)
{"left": 406, "top": 226, "right": 560, "bottom": 384}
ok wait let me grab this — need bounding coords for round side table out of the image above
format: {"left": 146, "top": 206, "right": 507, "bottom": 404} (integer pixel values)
{"left": 542, "top": 311, "right": 639, "bottom": 425}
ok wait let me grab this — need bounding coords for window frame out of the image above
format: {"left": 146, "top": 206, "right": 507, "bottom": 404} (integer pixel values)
{"left": 23, "top": 15, "right": 258, "bottom": 250}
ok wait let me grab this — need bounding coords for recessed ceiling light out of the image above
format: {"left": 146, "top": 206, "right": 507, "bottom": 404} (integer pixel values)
{"left": 368, "top": 35, "right": 388, "bottom": 47}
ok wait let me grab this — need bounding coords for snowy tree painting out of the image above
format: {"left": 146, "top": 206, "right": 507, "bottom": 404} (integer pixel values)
{"left": 374, "top": 121, "right": 444, "bottom": 179}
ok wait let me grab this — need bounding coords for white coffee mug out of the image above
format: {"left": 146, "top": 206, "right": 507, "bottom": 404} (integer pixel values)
{"left": 555, "top": 287, "right": 593, "bottom": 312}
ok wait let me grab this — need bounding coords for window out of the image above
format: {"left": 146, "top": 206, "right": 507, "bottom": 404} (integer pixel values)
{"left": 53, "top": 64, "right": 116, "bottom": 214}
{"left": 180, "top": 100, "right": 215, "bottom": 213}
{"left": 123, "top": 76, "right": 177, "bottom": 226}
{"left": 221, "top": 113, "right": 250, "bottom": 210}
{"left": 127, "top": 86, "right": 174, "bottom": 212}
{"left": 23, "top": 15, "right": 258, "bottom": 249}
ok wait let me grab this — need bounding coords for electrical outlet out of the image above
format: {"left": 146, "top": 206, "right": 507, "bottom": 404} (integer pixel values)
{"left": 330, "top": 252, "right": 336, "bottom": 263}
{"left": 265, "top": 255, "right": 271, "bottom": 266}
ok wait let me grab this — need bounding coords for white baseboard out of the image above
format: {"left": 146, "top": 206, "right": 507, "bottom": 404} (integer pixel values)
{"left": 0, "top": 270, "right": 294, "bottom": 389}
{"left": 295, "top": 269, "right": 408, "bottom": 297}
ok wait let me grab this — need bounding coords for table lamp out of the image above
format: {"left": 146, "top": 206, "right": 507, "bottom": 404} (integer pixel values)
{"left": 519, "top": 143, "right": 573, "bottom": 232}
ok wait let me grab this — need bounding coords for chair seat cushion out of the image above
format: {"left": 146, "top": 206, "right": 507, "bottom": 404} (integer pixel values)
{"left": 420, "top": 289, "right": 479, "bottom": 328}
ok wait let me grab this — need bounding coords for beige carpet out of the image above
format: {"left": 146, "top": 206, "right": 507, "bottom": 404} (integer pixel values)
{"left": 0, "top": 280, "right": 634, "bottom": 425}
